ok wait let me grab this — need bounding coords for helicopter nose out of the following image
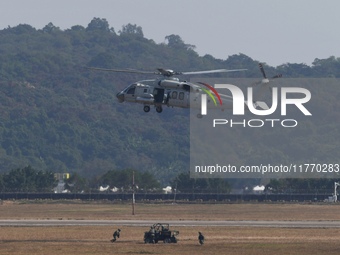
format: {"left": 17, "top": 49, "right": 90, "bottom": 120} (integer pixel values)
{"left": 116, "top": 92, "right": 125, "bottom": 103}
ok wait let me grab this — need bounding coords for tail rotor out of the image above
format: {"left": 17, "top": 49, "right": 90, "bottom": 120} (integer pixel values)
{"left": 252, "top": 63, "right": 282, "bottom": 102}
{"left": 259, "top": 63, "right": 267, "bottom": 79}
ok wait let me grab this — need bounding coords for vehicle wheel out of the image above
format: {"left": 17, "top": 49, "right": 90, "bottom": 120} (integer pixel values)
{"left": 144, "top": 105, "right": 150, "bottom": 112}
{"left": 144, "top": 238, "right": 150, "bottom": 243}
{"left": 163, "top": 238, "right": 171, "bottom": 243}
{"left": 156, "top": 106, "right": 163, "bottom": 113}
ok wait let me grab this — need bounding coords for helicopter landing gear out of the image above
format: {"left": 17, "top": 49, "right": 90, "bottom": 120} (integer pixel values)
{"left": 143, "top": 105, "right": 151, "bottom": 112}
{"left": 156, "top": 106, "right": 163, "bottom": 113}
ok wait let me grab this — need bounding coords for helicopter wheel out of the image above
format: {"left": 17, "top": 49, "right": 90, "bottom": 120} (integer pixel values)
{"left": 156, "top": 106, "right": 163, "bottom": 113}
{"left": 143, "top": 105, "right": 151, "bottom": 112}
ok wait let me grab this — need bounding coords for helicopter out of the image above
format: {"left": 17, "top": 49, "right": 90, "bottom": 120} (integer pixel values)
{"left": 87, "top": 64, "right": 281, "bottom": 117}
{"left": 87, "top": 67, "right": 245, "bottom": 115}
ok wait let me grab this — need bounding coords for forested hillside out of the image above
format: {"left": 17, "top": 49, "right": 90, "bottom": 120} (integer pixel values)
{"left": 0, "top": 17, "right": 339, "bottom": 184}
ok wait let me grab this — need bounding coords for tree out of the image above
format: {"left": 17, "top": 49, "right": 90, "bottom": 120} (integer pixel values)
{"left": 224, "top": 53, "right": 257, "bottom": 71}
{"left": 171, "top": 173, "right": 230, "bottom": 193}
{"left": 86, "top": 18, "right": 111, "bottom": 32}
{"left": 165, "top": 34, "right": 195, "bottom": 50}
{"left": 312, "top": 56, "right": 340, "bottom": 77}
{"left": 35, "top": 170, "right": 56, "bottom": 192}
{"left": 9, "top": 24, "right": 36, "bottom": 34}
{"left": 65, "top": 172, "right": 88, "bottom": 193}
{"left": 0, "top": 174, "right": 4, "bottom": 191}
{"left": 98, "top": 169, "right": 160, "bottom": 192}
{"left": 42, "top": 22, "right": 60, "bottom": 33}
{"left": 1, "top": 166, "right": 56, "bottom": 192}
{"left": 70, "top": 25, "right": 85, "bottom": 31}
{"left": 119, "top": 24, "right": 144, "bottom": 37}
{"left": 266, "top": 178, "right": 337, "bottom": 194}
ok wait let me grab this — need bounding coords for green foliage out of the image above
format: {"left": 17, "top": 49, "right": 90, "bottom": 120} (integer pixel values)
{"left": 119, "top": 24, "right": 143, "bottom": 37}
{"left": 0, "top": 17, "right": 339, "bottom": 189}
{"left": 98, "top": 169, "right": 161, "bottom": 191}
{"left": 170, "top": 172, "right": 231, "bottom": 193}
{"left": 65, "top": 172, "right": 88, "bottom": 193}
{"left": 86, "top": 18, "right": 112, "bottom": 32}
{"left": 165, "top": 34, "right": 195, "bottom": 51}
{"left": 0, "top": 166, "right": 56, "bottom": 192}
{"left": 266, "top": 178, "right": 338, "bottom": 194}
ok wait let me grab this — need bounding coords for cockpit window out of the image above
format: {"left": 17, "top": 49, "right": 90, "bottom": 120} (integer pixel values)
{"left": 124, "top": 84, "right": 136, "bottom": 94}
{"left": 127, "top": 87, "right": 135, "bottom": 94}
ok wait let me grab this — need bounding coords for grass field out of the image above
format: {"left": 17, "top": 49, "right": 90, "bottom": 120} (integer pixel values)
{"left": 1, "top": 201, "right": 340, "bottom": 255}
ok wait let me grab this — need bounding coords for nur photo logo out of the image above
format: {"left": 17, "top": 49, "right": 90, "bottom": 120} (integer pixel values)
{"left": 199, "top": 83, "right": 312, "bottom": 128}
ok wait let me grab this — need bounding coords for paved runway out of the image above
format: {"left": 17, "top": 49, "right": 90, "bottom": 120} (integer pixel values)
{"left": 1, "top": 219, "right": 340, "bottom": 228}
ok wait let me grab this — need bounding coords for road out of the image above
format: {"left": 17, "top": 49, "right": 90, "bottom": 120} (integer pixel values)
{"left": 1, "top": 219, "right": 340, "bottom": 228}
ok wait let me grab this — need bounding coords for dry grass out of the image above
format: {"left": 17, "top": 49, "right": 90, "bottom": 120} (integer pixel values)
{"left": 1, "top": 201, "right": 340, "bottom": 254}
{"left": 2, "top": 200, "right": 340, "bottom": 221}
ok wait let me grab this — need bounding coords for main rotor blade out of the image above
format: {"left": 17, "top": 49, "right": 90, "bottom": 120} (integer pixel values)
{"left": 86, "top": 67, "right": 247, "bottom": 77}
{"left": 86, "top": 67, "right": 158, "bottom": 75}
{"left": 181, "top": 69, "right": 247, "bottom": 75}
{"left": 259, "top": 63, "right": 267, "bottom": 79}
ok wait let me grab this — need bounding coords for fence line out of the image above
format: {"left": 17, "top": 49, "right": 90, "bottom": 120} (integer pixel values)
{"left": 0, "top": 192, "right": 333, "bottom": 202}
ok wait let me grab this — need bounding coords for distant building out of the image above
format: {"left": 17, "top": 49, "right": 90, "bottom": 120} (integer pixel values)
{"left": 163, "top": 186, "right": 172, "bottom": 194}
{"left": 253, "top": 185, "right": 265, "bottom": 194}
{"left": 54, "top": 173, "right": 70, "bottom": 181}
{"left": 53, "top": 173, "right": 70, "bottom": 193}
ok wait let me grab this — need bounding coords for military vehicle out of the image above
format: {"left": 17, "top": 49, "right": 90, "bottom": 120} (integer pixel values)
{"left": 144, "top": 223, "right": 179, "bottom": 244}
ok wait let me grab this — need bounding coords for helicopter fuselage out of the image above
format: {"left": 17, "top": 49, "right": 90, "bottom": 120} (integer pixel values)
{"left": 115, "top": 77, "right": 235, "bottom": 115}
